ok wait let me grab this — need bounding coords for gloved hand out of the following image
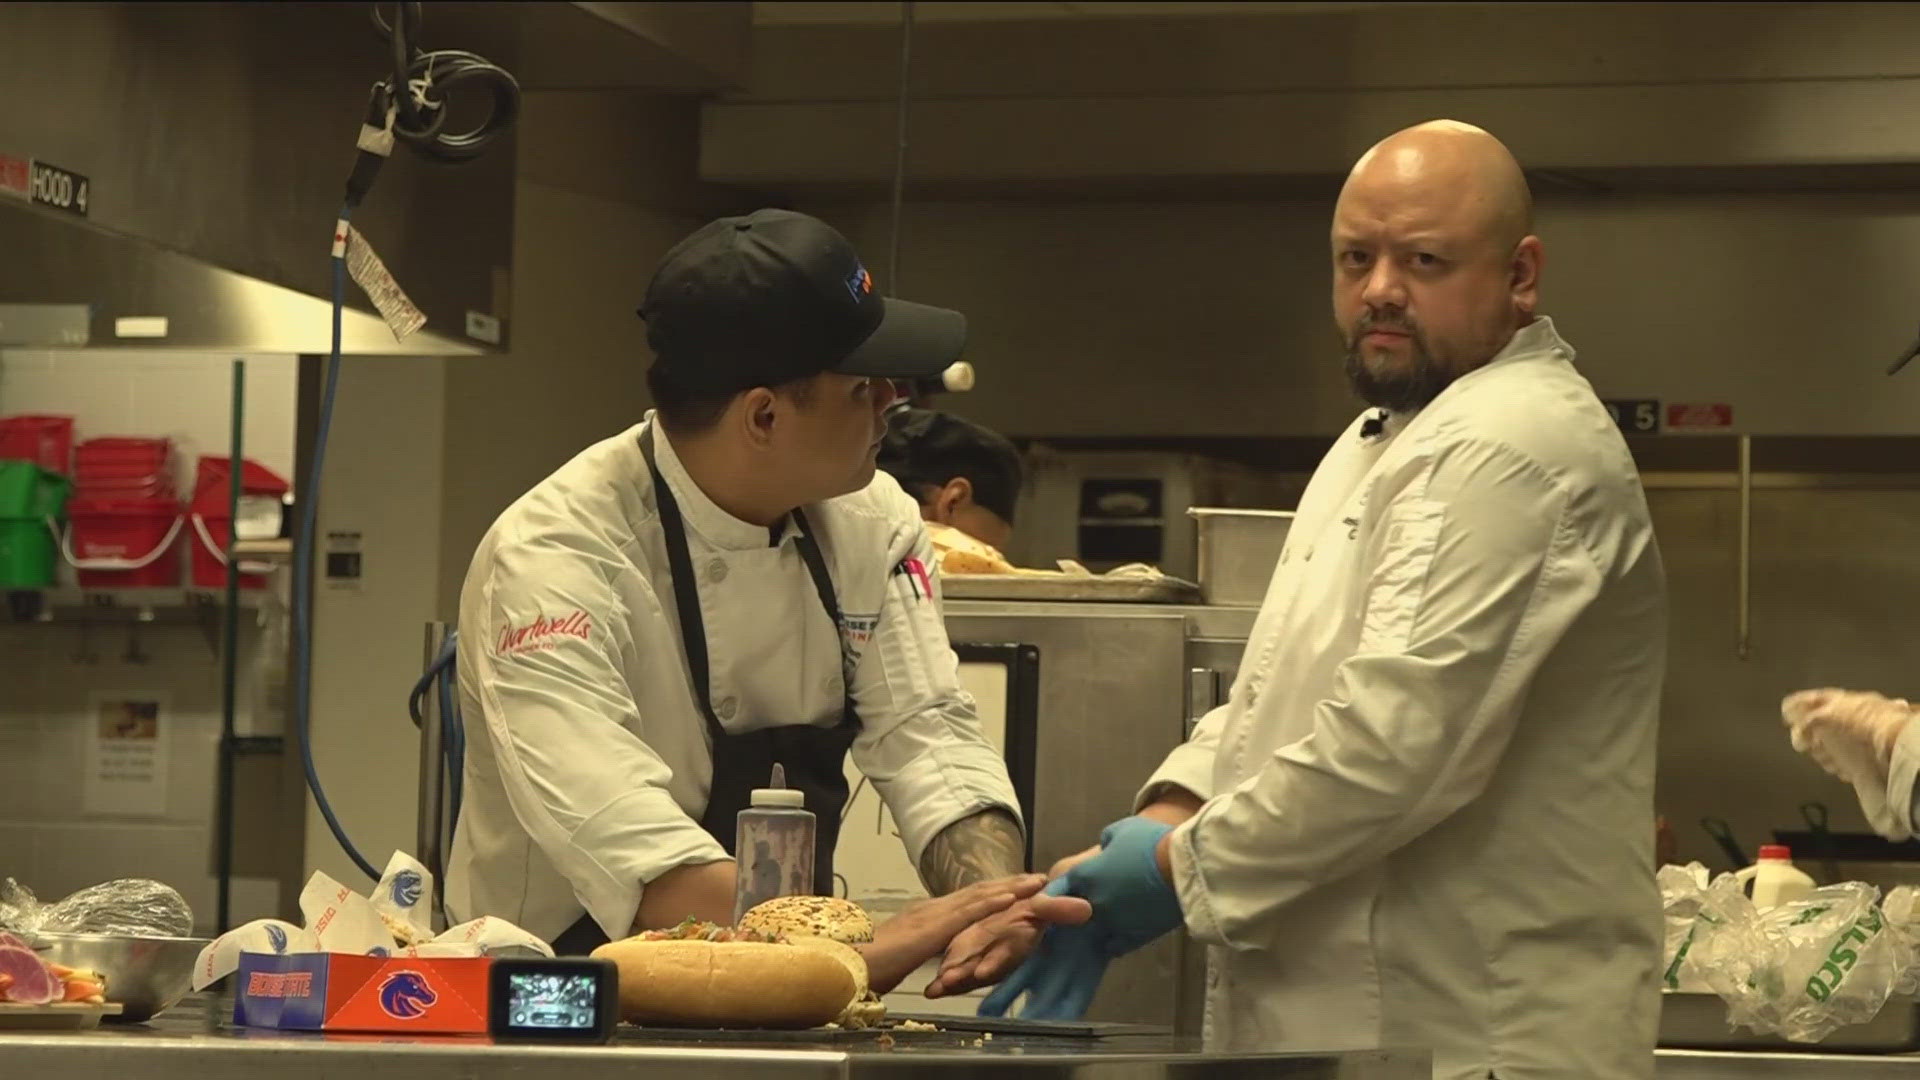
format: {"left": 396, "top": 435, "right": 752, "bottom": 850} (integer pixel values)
{"left": 1783, "top": 688, "right": 1915, "bottom": 840}
{"left": 1782, "top": 689, "right": 1912, "bottom": 783}
{"left": 978, "top": 878, "right": 1109, "bottom": 1020}
{"left": 1071, "top": 816, "right": 1183, "bottom": 955}
{"left": 977, "top": 816, "right": 1184, "bottom": 1020}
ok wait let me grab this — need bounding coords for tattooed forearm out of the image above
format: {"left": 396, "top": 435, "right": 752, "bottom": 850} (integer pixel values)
{"left": 919, "top": 808, "right": 1026, "bottom": 895}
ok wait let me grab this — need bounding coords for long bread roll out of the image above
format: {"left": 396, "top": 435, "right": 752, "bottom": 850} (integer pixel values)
{"left": 591, "top": 936, "right": 857, "bottom": 1028}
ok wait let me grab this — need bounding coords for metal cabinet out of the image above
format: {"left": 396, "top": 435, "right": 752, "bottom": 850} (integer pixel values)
{"left": 944, "top": 600, "right": 1254, "bottom": 1032}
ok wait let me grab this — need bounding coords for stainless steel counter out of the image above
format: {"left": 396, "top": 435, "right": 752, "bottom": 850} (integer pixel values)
{"left": 0, "top": 995, "right": 1428, "bottom": 1079}
{"left": 1658, "top": 1049, "right": 1920, "bottom": 1077}
{"left": 944, "top": 598, "right": 1260, "bottom": 642}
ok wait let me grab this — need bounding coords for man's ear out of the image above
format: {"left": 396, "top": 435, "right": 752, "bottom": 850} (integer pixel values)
{"left": 736, "top": 387, "right": 779, "bottom": 449}
{"left": 1510, "top": 235, "right": 1544, "bottom": 319}
{"left": 936, "top": 477, "right": 974, "bottom": 519}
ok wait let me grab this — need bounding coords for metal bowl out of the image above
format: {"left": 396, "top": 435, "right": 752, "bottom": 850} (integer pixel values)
{"left": 28, "top": 932, "right": 210, "bottom": 1022}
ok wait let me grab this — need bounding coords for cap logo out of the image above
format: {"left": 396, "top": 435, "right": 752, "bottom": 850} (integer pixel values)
{"left": 845, "top": 265, "right": 873, "bottom": 300}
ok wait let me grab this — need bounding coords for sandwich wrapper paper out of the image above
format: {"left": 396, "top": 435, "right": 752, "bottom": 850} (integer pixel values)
{"left": 193, "top": 851, "right": 552, "bottom": 1033}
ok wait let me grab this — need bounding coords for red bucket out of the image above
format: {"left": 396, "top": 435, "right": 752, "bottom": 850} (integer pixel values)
{"left": 64, "top": 495, "right": 184, "bottom": 588}
{"left": 76, "top": 437, "right": 172, "bottom": 469}
{"left": 0, "top": 415, "right": 74, "bottom": 475}
{"left": 190, "top": 457, "right": 289, "bottom": 590}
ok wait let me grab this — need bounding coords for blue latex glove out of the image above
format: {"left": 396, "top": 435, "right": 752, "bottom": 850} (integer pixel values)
{"left": 978, "top": 878, "right": 1108, "bottom": 1020}
{"left": 978, "top": 817, "right": 1183, "bottom": 1020}
{"left": 1074, "top": 816, "right": 1183, "bottom": 956}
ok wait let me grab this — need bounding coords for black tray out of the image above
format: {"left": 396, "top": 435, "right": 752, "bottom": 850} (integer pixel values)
{"left": 1772, "top": 831, "right": 1920, "bottom": 862}
{"left": 883, "top": 1012, "right": 1171, "bottom": 1038}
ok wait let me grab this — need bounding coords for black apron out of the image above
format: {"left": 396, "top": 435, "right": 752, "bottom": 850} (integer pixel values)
{"left": 551, "top": 430, "right": 860, "bottom": 956}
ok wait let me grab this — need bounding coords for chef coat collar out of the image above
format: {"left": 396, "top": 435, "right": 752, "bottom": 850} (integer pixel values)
{"left": 644, "top": 413, "right": 787, "bottom": 551}
{"left": 1483, "top": 315, "right": 1570, "bottom": 371}
{"left": 1383, "top": 316, "right": 1570, "bottom": 426}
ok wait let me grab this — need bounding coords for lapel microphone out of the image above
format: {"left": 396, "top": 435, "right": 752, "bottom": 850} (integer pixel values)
{"left": 1359, "top": 409, "right": 1390, "bottom": 440}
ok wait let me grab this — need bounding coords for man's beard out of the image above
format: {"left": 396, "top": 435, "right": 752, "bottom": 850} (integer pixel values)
{"left": 1342, "top": 311, "right": 1453, "bottom": 414}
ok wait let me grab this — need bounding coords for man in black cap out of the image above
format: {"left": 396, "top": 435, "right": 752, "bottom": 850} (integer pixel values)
{"left": 446, "top": 210, "right": 1084, "bottom": 988}
{"left": 878, "top": 408, "right": 1025, "bottom": 557}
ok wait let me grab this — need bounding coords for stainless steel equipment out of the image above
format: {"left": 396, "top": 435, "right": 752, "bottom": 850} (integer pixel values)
{"left": 944, "top": 599, "right": 1256, "bottom": 1033}
{"left": 0, "top": 3, "right": 750, "bottom": 354}
{"left": 1010, "top": 450, "right": 1297, "bottom": 580}
{"left": 1656, "top": 1050, "right": 1920, "bottom": 1077}
{"left": 2, "top": 992, "right": 1432, "bottom": 1079}
{"left": 28, "top": 932, "right": 210, "bottom": 1023}
{"left": 940, "top": 573, "right": 1201, "bottom": 604}
{"left": 1660, "top": 992, "right": 1920, "bottom": 1053}
{"left": 1189, "top": 507, "right": 1293, "bottom": 607}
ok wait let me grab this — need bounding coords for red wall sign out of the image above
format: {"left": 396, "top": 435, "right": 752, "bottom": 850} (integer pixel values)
{"left": 1665, "top": 403, "right": 1733, "bottom": 430}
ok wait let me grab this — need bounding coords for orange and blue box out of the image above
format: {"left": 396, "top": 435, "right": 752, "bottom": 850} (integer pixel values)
{"left": 234, "top": 952, "right": 493, "bottom": 1034}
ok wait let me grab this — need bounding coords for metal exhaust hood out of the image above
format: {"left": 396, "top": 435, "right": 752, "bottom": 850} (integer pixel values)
{"left": 0, "top": 198, "right": 479, "bottom": 355}
{"left": 0, "top": 2, "right": 750, "bottom": 355}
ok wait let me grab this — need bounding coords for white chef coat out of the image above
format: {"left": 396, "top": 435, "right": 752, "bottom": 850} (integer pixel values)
{"left": 1879, "top": 724, "right": 1920, "bottom": 839}
{"left": 445, "top": 415, "right": 1022, "bottom": 942}
{"left": 1143, "top": 318, "right": 1666, "bottom": 1079}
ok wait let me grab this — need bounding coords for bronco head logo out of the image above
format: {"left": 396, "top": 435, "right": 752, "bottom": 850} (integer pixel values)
{"left": 378, "top": 970, "right": 437, "bottom": 1020}
{"left": 265, "top": 924, "right": 289, "bottom": 953}
{"left": 390, "top": 869, "right": 424, "bottom": 909}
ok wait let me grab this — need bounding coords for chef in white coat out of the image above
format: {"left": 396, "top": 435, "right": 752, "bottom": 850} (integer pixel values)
{"left": 445, "top": 209, "right": 1085, "bottom": 987}
{"left": 939, "top": 121, "right": 1669, "bottom": 1079}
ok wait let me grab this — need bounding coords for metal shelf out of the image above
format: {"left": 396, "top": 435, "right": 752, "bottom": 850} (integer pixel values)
{"left": 5, "top": 587, "right": 273, "bottom": 626}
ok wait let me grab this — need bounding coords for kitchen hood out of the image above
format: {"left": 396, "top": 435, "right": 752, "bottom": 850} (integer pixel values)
{"left": 0, "top": 2, "right": 750, "bottom": 355}
{"left": 0, "top": 198, "right": 476, "bottom": 355}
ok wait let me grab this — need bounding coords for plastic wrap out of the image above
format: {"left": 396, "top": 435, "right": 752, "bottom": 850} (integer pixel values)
{"left": 1881, "top": 885, "right": 1920, "bottom": 996}
{"left": 0, "top": 878, "right": 193, "bottom": 937}
{"left": 0, "top": 878, "right": 41, "bottom": 933}
{"left": 1660, "top": 862, "right": 1753, "bottom": 994}
{"left": 1696, "top": 882, "right": 1912, "bottom": 1043}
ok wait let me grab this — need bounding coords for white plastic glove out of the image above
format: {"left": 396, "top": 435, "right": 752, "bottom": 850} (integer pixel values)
{"left": 1781, "top": 688, "right": 1915, "bottom": 840}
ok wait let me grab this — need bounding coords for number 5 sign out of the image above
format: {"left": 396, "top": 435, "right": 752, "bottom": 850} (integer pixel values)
{"left": 1602, "top": 399, "right": 1661, "bottom": 435}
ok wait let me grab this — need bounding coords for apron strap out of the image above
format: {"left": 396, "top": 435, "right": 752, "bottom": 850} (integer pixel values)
{"left": 641, "top": 428, "right": 727, "bottom": 746}
{"left": 789, "top": 507, "right": 844, "bottom": 630}
{"left": 640, "top": 425, "right": 853, "bottom": 743}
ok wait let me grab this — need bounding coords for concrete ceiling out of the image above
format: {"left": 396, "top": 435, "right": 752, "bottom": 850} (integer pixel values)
{"left": 750, "top": 2, "right": 1468, "bottom": 25}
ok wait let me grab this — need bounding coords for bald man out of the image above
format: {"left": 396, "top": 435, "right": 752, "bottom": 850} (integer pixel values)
{"left": 936, "top": 122, "right": 1667, "bottom": 1079}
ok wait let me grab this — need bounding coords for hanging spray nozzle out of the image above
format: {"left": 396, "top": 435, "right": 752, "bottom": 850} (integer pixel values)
{"left": 1888, "top": 322, "right": 1920, "bottom": 376}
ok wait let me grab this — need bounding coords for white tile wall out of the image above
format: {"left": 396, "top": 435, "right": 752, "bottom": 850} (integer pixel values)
{"left": 0, "top": 625, "right": 283, "bottom": 934}
{"left": 0, "top": 349, "right": 297, "bottom": 498}
{"left": 0, "top": 349, "right": 297, "bottom": 934}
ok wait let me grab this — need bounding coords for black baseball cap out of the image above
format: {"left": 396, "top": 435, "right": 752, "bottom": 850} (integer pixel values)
{"left": 638, "top": 209, "right": 967, "bottom": 393}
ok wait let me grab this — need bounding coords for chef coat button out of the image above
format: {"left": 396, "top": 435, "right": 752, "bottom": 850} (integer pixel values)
{"left": 1303, "top": 546, "right": 1315, "bottom": 562}
{"left": 716, "top": 697, "right": 738, "bottom": 720}
{"left": 707, "top": 559, "right": 729, "bottom": 584}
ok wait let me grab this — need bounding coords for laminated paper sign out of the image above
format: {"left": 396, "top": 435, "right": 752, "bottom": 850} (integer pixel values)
{"left": 83, "top": 692, "right": 168, "bottom": 817}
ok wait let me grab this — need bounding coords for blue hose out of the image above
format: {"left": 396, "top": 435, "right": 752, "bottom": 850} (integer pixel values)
{"left": 408, "top": 631, "right": 465, "bottom": 830}
{"left": 294, "top": 209, "right": 381, "bottom": 881}
{"left": 299, "top": 213, "right": 472, "bottom": 880}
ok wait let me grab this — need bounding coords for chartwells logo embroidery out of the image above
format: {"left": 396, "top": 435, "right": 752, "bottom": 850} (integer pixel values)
{"left": 497, "top": 611, "right": 592, "bottom": 655}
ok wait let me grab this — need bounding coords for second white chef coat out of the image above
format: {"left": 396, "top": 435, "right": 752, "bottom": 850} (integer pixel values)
{"left": 1144, "top": 318, "right": 1667, "bottom": 1079}
{"left": 445, "top": 415, "right": 1021, "bottom": 942}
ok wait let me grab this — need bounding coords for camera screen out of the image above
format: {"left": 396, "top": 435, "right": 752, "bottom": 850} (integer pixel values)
{"left": 506, "top": 971, "right": 599, "bottom": 1030}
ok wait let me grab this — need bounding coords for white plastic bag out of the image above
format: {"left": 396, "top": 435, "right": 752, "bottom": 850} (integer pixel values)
{"left": 1880, "top": 885, "right": 1920, "bottom": 996}
{"left": 1659, "top": 862, "right": 1750, "bottom": 993}
{"left": 1699, "top": 882, "right": 1911, "bottom": 1043}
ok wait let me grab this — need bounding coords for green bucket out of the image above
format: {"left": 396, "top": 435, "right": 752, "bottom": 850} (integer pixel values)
{"left": 0, "top": 461, "right": 69, "bottom": 588}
